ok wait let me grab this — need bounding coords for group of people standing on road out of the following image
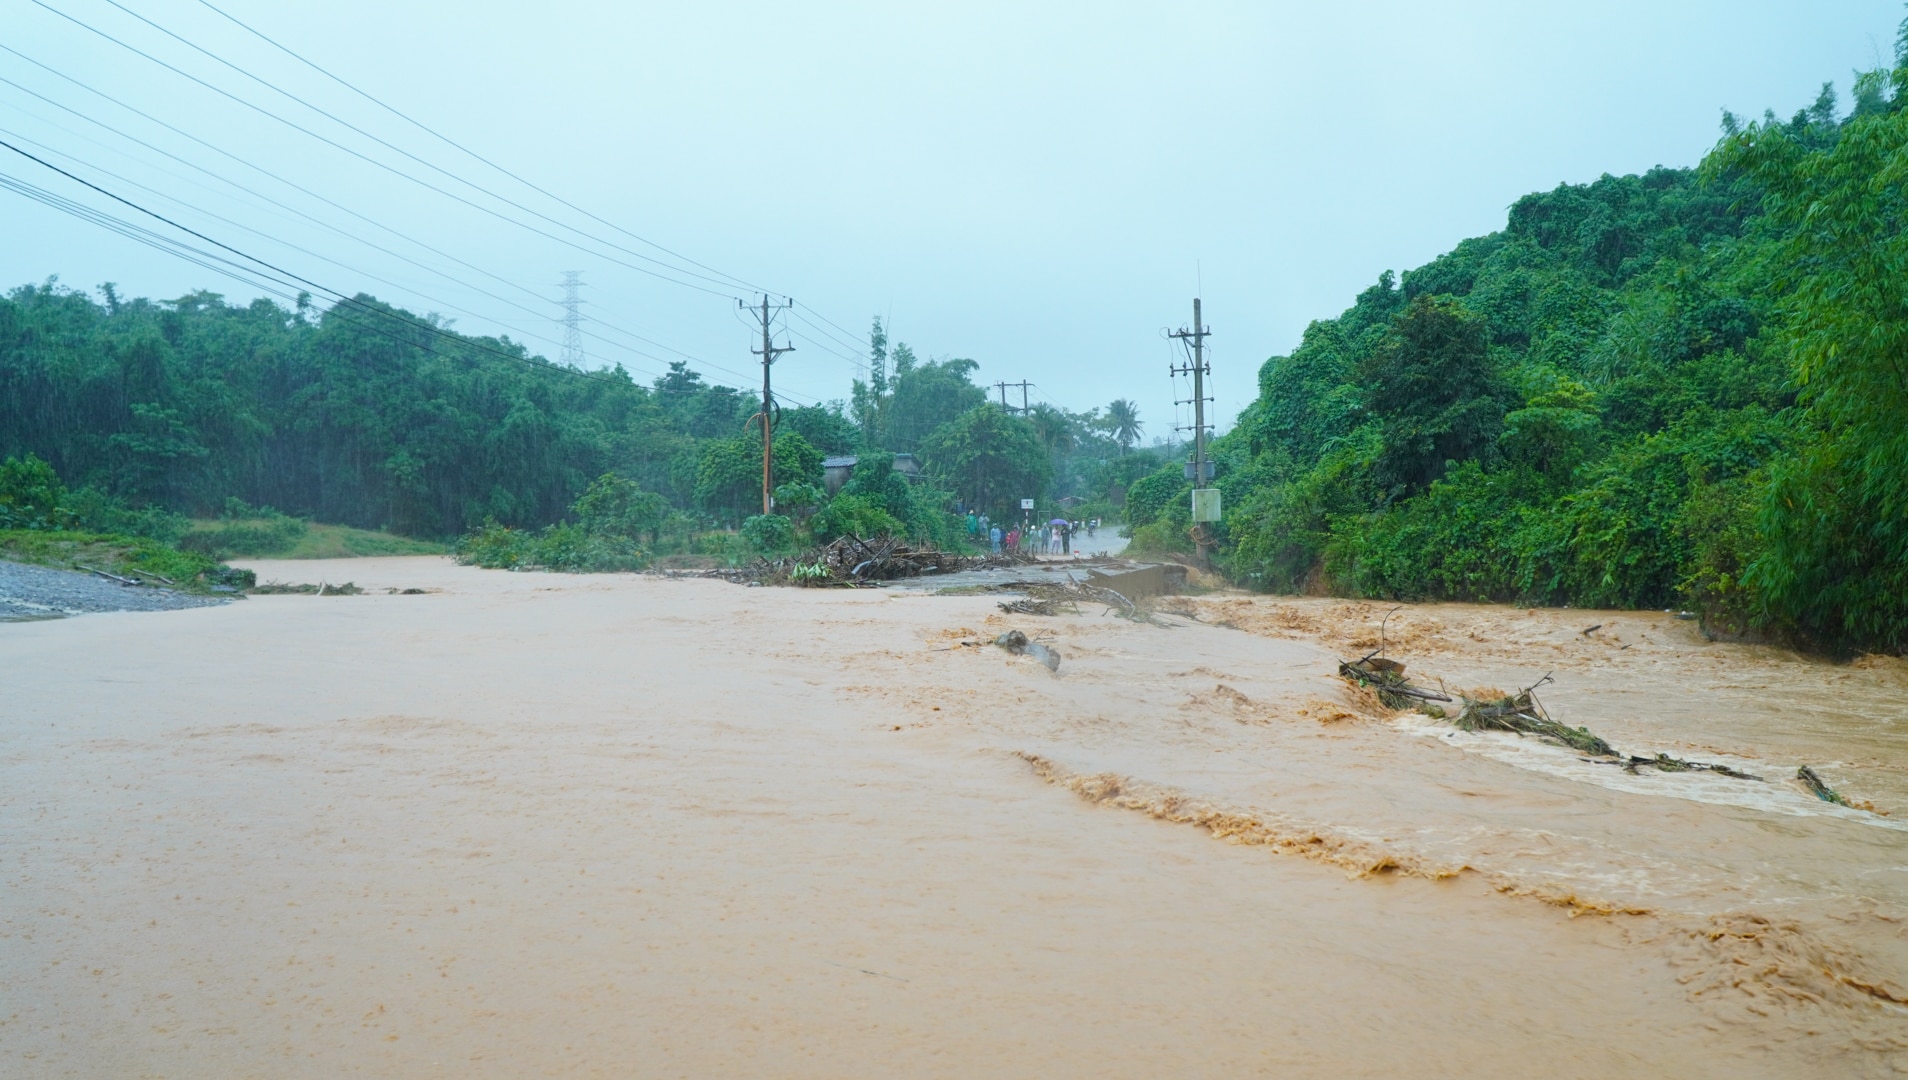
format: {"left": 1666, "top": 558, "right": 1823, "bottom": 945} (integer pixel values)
{"left": 967, "top": 511, "right": 1099, "bottom": 556}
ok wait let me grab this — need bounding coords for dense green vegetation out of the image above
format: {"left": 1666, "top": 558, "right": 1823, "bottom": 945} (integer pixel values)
{"left": 0, "top": 453, "right": 246, "bottom": 588}
{"left": 1, "top": 278, "right": 1150, "bottom": 571}
{"left": 1120, "top": 28, "right": 1908, "bottom": 652}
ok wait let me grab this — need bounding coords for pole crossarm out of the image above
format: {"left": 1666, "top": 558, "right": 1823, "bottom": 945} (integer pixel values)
{"left": 741, "top": 294, "right": 795, "bottom": 516}
{"left": 1168, "top": 297, "right": 1215, "bottom": 561}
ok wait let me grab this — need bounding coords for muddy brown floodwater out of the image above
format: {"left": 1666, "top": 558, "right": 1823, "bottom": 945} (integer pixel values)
{"left": 3, "top": 556, "right": 1905, "bottom": 1077}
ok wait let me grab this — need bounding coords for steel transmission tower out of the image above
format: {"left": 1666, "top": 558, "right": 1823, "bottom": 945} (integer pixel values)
{"left": 558, "top": 271, "right": 584, "bottom": 366}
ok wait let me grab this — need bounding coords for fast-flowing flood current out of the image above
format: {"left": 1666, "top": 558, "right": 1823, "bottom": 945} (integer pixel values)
{"left": 3, "top": 556, "right": 1904, "bottom": 1077}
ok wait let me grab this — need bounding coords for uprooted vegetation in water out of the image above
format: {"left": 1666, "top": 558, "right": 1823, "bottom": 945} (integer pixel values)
{"left": 1334, "top": 652, "right": 1889, "bottom": 808}
{"left": 248, "top": 581, "right": 429, "bottom": 596}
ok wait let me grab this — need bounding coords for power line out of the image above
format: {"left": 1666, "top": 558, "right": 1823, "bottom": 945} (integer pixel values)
{"left": 788, "top": 308, "right": 873, "bottom": 359}
{"left": 189, "top": 0, "right": 770, "bottom": 298}
{"left": 181, "top": 0, "right": 874, "bottom": 360}
{"left": 0, "top": 139, "right": 731, "bottom": 395}
{"left": 0, "top": 165, "right": 801, "bottom": 411}
{"left": 0, "top": 169, "right": 310, "bottom": 303}
{"left": 95, "top": 0, "right": 765, "bottom": 300}
{"left": 183, "top": 0, "right": 874, "bottom": 357}
{"left": 27, "top": 0, "right": 742, "bottom": 299}
{"left": 0, "top": 166, "right": 751, "bottom": 400}
{"left": 0, "top": 170, "right": 640, "bottom": 390}
{"left": 0, "top": 51, "right": 794, "bottom": 395}
{"left": 5, "top": 18, "right": 863, "bottom": 406}
{"left": 11, "top": 9, "right": 864, "bottom": 394}
{"left": 0, "top": 121, "right": 690, "bottom": 378}
{"left": 784, "top": 325, "right": 865, "bottom": 367}
{"left": 0, "top": 111, "right": 703, "bottom": 382}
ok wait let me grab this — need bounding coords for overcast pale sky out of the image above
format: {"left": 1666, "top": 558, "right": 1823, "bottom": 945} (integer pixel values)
{"left": 3, "top": 1, "right": 1900, "bottom": 436}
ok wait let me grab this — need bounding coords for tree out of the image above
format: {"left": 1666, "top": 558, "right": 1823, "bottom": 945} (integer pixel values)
{"left": 850, "top": 316, "right": 888, "bottom": 444}
{"left": 1105, "top": 399, "right": 1144, "bottom": 454}
{"left": 1361, "top": 296, "right": 1511, "bottom": 496}
{"left": 572, "top": 473, "right": 668, "bottom": 545}
{"left": 1026, "top": 404, "right": 1077, "bottom": 457}
{"left": 779, "top": 403, "right": 860, "bottom": 456}
{"left": 919, "top": 404, "right": 1050, "bottom": 516}
{"left": 693, "top": 430, "right": 822, "bottom": 523}
{"left": 1711, "top": 59, "right": 1908, "bottom": 649}
{"left": 884, "top": 356, "right": 986, "bottom": 452}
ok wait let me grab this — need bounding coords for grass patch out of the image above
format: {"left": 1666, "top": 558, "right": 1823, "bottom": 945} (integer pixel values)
{"left": 184, "top": 517, "right": 447, "bottom": 560}
{"left": 280, "top": 523, "right": 447, "bottom": 559}
{"left": 0, "top": 529, "right": 246, "bottom": 591}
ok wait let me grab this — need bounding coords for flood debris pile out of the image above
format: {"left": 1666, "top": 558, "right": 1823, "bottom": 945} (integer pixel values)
{"left": 1614, "top": 753, "right": 1761, "bottom": 780}
{"left": 1337, "top": 655, "right": 1452, "bottom": 711}
{"left": 998, "top": 595, "right": 1066, "bottom": 617}
{"left": 763, "top": 535, "right": 1035, "bottom": 587}
{"left": 1336, "top": 659, "right": 1791, "bottom": 788}
{"left": 1451, "top": 675, "right": 1615, "bottom": 757}
{"left": 249, "top": 580, "right": 365, "bottom": 595}
{"left": 1793, "top": 764, "right": 1881, "bottom": 811}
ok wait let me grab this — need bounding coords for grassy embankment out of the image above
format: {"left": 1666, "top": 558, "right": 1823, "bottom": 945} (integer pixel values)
{"left": 0, "top": 529, "right": 231, "bottom": 589}
{"left": 182, "top": 514, "right": 448, "bottom": 560}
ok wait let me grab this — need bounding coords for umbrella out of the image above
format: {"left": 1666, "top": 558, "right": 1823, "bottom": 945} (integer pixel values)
{"left": 1048, "top": 518, "right": 1069, "bottom": 525}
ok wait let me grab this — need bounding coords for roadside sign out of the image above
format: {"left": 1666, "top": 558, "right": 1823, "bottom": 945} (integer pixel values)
{"left": 1020, "top": 498, "right": 1035, "bottom": 510}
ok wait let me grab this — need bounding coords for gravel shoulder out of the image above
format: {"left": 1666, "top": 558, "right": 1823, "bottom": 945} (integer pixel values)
{"left": 0, "top": 559, "right": 232, "bottom": 619}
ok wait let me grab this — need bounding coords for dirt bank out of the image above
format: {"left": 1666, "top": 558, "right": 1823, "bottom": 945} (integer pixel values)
{"left": 2, "top": 558, "right": 1901, "bottom": 1077}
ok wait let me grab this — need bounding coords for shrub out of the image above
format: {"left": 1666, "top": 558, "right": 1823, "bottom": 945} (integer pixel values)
{"left": 454, "top": 519, "right": 535, "bottom": 569}
{"left": 741, "top": 513, "right": 795, "bottom": 554}
{"left": 180, "top": 503, "right": 308, "bottom": 558}
{"left": 0, "top": 454, "right": 63, "bottom": 529}
{"left": 809, "top": 494, "right": 905, "bottom": 542}
{"left": 453, "top": 518, "right": 647, "bottom": 572}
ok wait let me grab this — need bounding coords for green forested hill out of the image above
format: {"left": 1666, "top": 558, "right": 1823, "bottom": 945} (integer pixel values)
{"left": 1122, "top": 43, "right": 1908, "bottom": 652}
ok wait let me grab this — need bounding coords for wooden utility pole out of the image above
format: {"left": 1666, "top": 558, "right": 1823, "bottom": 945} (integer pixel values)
{"left": 994, "top": 380, "right": 1032, "bottom": 415}
{"left": 744, "top": 295, "right": 795, "bottom": 516}
{"left": 1170, "top": 297, "right": 1214, "bottom": 562}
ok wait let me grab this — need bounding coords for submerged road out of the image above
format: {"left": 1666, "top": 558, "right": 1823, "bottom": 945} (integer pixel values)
{"left": 2, "top": 556, "right": 1900, "bottom": 1078}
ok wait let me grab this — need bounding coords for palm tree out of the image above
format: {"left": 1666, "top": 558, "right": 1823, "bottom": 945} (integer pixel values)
{"left": 1027, "top": 404, "right": 1076, "bottom": 457}
{"left": 1106, "top": 399, "right": 1143, "bottom": 454}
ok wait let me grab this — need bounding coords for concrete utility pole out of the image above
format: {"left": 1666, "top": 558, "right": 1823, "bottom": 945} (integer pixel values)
{"left": 1170, "top": 297, "right": 1216, "bottom": 563}
{"left": 994, "top": 380, "right": 1032, "bottom": 415}
{"left": 743, "top": 295, "right": 795, "bottom": 516}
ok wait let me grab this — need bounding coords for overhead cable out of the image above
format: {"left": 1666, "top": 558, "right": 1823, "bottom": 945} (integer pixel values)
{"left": 0, "top": 50, "right": 792, "bottom": 394}
{"left": 26, "top": 0, "right": 742, "bottom": 299}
